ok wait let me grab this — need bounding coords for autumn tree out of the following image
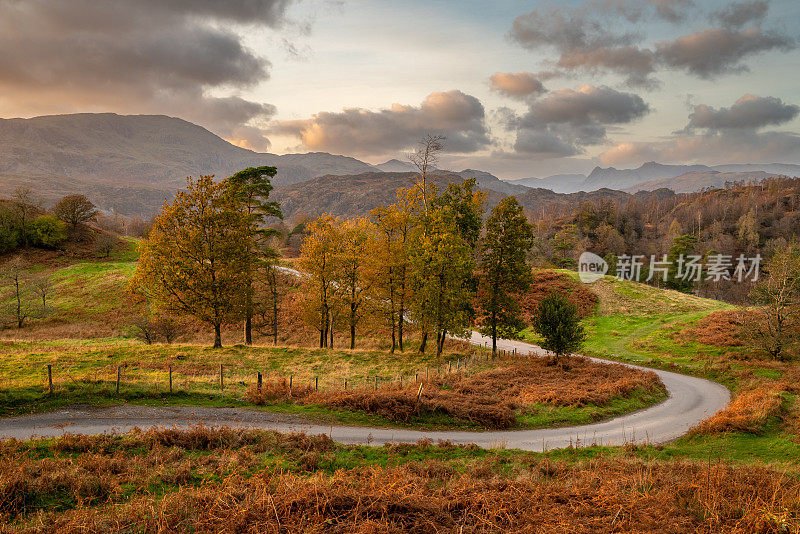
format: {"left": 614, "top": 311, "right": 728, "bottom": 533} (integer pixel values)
{"left": 532, "top": 292, "right": 586, "bottom": 360}
{"left": 130, "top": 175, "right": 250, "bottom": 348}
{"left": 337, "top": 218, "right": 375, "bottom": 349}
{"left": 477, "top": 197, "right": 534, "bottom": 355}
{"left": 371, "top": 187, "right": 416, "bottom": 352}
{"left": 227, "top": 166, "right": 283, "bottom": 345}
{"left": 409, "top": 203, "right": 475, "bottom": 356}
{"left": 744, "top": 245, "right": 800, "bottom": 360}
{"left": 298, "top": 214, "right": 340, "bottom": 348}
{"left": 431, "top": 177, "right": 485, "bottom": 251}
{"left": 54, "top": 194, "right": 98, "bottom": 229}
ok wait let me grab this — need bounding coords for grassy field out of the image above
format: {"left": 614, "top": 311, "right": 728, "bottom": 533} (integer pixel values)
{"left": 0, "top": 255, "right": 665, "bottom": 430}
{"left": 2, "top": 254, "right": 798, "bottom": 465}
{"left": 522, "top": 271, "right": 800, "bottom": 469}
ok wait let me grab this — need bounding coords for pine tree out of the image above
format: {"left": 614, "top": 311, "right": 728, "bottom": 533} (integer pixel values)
{"left": 227, "top": 166, "right": 283, "bottom": 344}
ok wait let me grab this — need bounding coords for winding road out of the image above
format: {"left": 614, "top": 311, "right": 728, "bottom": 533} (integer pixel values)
{"left": 0, "top": 332, "right": 730, "bottom": 451}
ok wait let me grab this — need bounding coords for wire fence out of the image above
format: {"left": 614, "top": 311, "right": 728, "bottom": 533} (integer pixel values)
{"left": 34, "top": 346, "right": 531, "bottom": 396}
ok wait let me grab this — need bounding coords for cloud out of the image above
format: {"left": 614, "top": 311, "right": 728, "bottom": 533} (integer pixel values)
{"left": 508, "top": 4, "right": 658, "bottom": 87}
{"left": 521, "top": 84, "right": 649, "bottom": 126}
{"left": 600, "top": 93, "right": 800, "bottom": 166}
{"left": 556, "top": 47, "right": 658, "bottom": 88}
{"left": 508, "top": 2, "right": 793, "bottom": 86}
{"left": 0, "top": 0, "right": 292, "bottom": 151}
{"left": 655, "top": 27, "right": 795, "bottom": 78}
{"left": 646, "top": 0, "right": 695, "bottom": 23}
{"left": 686, "top": 94, "right": 799, "bottom": 131}
{"left": 508, "top": 84, "right": 650, "bottom": 156}
{"left": 489, "top": 72, "right": 547, "bottom": 99}
{"left": 710, "top": 0, "right": 769, "bottom": 28}
{"left": 272, "top": 90, "right": 491, "bottom": 156}
{"left": 600, "top": 131, "right": 800, "bottom": 167}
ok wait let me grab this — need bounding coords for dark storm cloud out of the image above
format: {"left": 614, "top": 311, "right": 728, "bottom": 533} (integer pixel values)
{"left": 272, "top": 90, "right": 491, "bottom": 156}
{"left": 0, "top": 0, "right": 292, "bottom": 150}
{"left": 686, "top": 95, "right": 799, "bottom": 131}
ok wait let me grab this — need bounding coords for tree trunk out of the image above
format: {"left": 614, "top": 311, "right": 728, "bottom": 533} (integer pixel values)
{"left": 390, "top": 322, "right": 396, "bottom": 354}
{"left": 491, "top": 310, "right": 497, "bottom": 357}
{"left": 271, "top": 282, "right": 279, "bottom": 345}
{"left": 418, "top": 330, "right": 428, "bottom": 354}
{"left": 330, "top": 314, "right": 334, "bottom": 348}
{"left": 398, "top": 307, "right": 404, "bottom": 352}
{"left": 350, "top": 302, "right": 357, "bottom": 349}
{"left": 213, "top": 323, "right": 222, "bottom": 348}
{"left": 244, "top": 313, "right": 252, "bottom": 345}
{"left": 436, "top": 330, "right": 445, "bottom": 357}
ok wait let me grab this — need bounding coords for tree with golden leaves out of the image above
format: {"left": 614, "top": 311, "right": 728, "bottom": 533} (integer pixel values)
{"left": 338, "top": 217, "right": 375, "bottom": 349}
{"left": 298, "top": 213, "right": 340, "bottom": 348}
{"left": 371, "top": 187, "right": 417, "bottom": 352}
{"left": 130, "top": 175, "right": 250, "bottom": 348}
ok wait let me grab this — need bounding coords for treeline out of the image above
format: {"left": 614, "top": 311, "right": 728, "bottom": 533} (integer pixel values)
{"left": 0, "top": 189, "right": 104, "bottom": 254}
{"left": 131, "top": 167, "right": 553, "bottom": 354}
{"left": 531, "top": 177, "right": 800, "bottom": 301}
{"left": 297, "top": 178, "right": 544, "bottom": 357}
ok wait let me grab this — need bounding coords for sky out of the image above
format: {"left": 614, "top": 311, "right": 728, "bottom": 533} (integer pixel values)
{"left": 0, "top": 0, "right": 799, "bottom": 179}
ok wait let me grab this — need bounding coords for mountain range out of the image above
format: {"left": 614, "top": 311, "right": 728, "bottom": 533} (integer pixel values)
{"left": 0, "top": 113, "right": 797, "bottom": 216}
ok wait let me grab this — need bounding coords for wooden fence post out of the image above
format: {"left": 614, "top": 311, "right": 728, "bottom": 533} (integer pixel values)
{"left": 344, "top": 378, "right": 348, "bottom": 390}
{"left": 169, "top": 365, "right": 173, "bottom": 393}
{"left": 47, "top": 364, "right": 53, "bottom": 394}
{"left": 315, "top": 376, "right": 319, "bottom": 391}
{"left": 257, "top": 372, "right": 262, "bottom": 390}
{"left": 116, "top": 366, "right": 121, "bottom": 395}
{"left": 289, "top": 375, "right": 293, "bottom": 397}
{"left": 219, "top": 364, "right": 224, "bottom": 392}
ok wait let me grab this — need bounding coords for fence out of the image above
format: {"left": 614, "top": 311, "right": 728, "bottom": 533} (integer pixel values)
{"left": 35, "top": 346, "right": 531, "bottom": 397}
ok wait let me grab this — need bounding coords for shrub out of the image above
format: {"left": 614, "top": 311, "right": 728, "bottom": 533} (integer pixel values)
{"left": 531, "top": 292, "right": 587, "bottom": 358}
{"left": 30, "top": 214, "right": 68, "bottom": 248}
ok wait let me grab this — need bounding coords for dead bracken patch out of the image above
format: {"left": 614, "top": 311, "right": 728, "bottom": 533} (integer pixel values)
{"left": 692, "top": 386, "right": 786, "bottom": 435}
{"left": 677, "top": 310, "right": 747, "bottom": 347}
{"left": 519, "top": 270, "right": 599, "bottom": 320}
{"left": 1, "top": 427, "right": 798, "bottom": 533}
{"left": 247, "top": 355, "right": 664, "bottom": 429}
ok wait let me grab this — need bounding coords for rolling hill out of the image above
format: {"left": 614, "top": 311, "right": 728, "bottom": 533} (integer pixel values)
{"left": 0, "top": 114, "right": 380, "bottom": 215}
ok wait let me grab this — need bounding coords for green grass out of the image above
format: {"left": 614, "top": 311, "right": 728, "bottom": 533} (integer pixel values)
{"left": 0, "top": 336, "right": 665, "bottom": 430}
{"left": 521, "top": 274, "right": 800, "bottom": 467}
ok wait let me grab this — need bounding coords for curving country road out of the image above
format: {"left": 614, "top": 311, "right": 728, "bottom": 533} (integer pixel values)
{"left": 0, "top": 332, "right": 730, "bottom": 451}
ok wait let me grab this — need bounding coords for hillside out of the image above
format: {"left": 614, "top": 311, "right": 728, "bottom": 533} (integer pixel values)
{"left": 272, "top": 172, "right": 507, "bottom": 221}
{"left": 0, "top": 114, "right": 380, "bottom": 215}
{"left": 630, "top": 170, "right": 778, "bottom": 193}
{"left": 515, "top": 162, "right": 799, "bottom": 194}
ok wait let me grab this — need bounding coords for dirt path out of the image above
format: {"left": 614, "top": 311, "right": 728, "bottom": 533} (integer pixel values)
{"left": 0, "top": 333, "right": 730, "bottom": 451}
